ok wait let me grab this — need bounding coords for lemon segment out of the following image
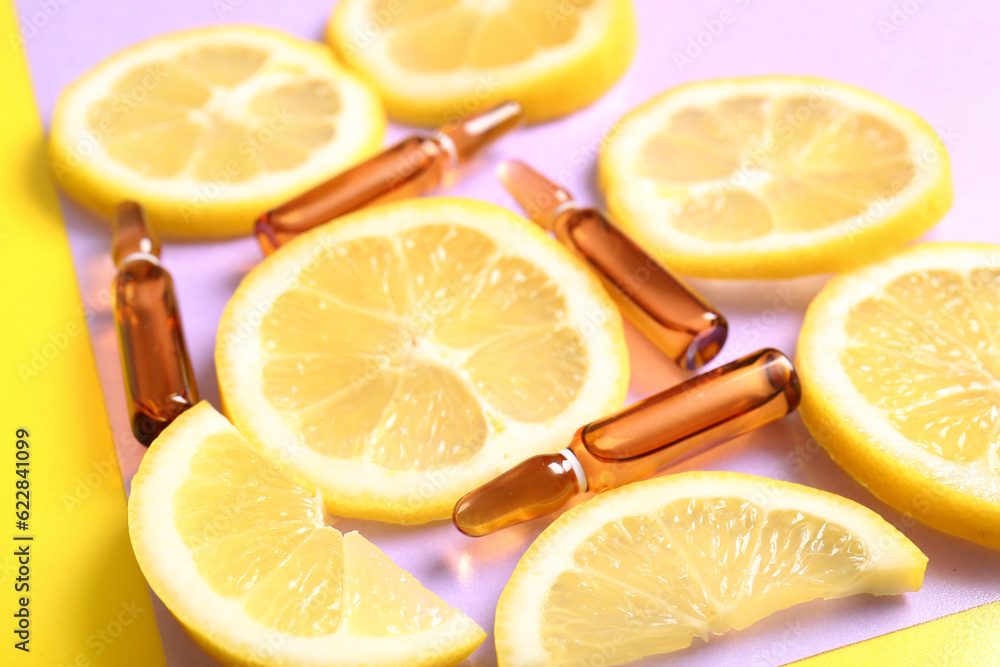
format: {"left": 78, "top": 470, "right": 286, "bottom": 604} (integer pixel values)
{"left": 495, "top": 471, "right": 926, "bottom": 667}
{"left": 216, "top": 197, "right": 629, "bottom": 523}
{"left": 600, "top": 76, "right": 953, "bottom": 279}
{"left": 326, "top": 0, "right": 637, "bottom": 125}
{"left": 798, "top": 242, "right": 1000, "bottom": 548}
{"left": 48, "top": 25, "right": 385, "bottom": 238}
{"left": 128, "top": 401, "right": 485, "bottom": 667}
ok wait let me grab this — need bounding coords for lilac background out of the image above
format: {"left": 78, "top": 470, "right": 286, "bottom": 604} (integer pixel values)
{"left": 16, "top": 0, "right": 1000, "bottom": 664}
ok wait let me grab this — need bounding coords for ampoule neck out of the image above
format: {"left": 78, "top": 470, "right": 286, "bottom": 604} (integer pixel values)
{"left": 113, "top": 201, "right": 160, "bottom": 267}
{"left": 549, "top": 201, "right": 588, "bottom": 232}
{"left": 427, "top": 132, "right": 459, "bottom": 170}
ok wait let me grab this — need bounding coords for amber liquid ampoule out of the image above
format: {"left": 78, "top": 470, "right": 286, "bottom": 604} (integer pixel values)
{"left": 453, "top": 349, "right": 800, "bottom": 536}
{"left": 112, "top": 201, "right": 199, "bottom": 445}
{"left": 499, "top": 160, "right": 727, "bottom": 369}
{"left": 255, "top": 100, "right": 523, "bottom": 253}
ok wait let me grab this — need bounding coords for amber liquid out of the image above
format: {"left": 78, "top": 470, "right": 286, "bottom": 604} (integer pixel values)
{"left": 572, "top": 348, "right": 799, "bottom": 491}
{"left": 256, "top": 101, "right": 523, "bottom": 253}
{"left": 256, "top": 137, "right": 445, "bottom": 253}
{"left": 113, "top": 261, "right": 198, "bottom": 445}
{"left": 555, "top": 208, "right": 727, "bottom": 368}
{"left": 454, "top": 349, "right": 799, "bottom": 536}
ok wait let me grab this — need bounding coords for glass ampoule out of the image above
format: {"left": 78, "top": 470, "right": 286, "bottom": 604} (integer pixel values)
{"left": 453, "top": 348, "right": 800, "bottom": 536}
{"left": 255, "top": 100, "right": 524, "bottom": 253}
{"left": 111, "top": 201, "right": 199, "bottom": 445}
{"left": 499, "top": 160, "right": 727, "bottom": 369}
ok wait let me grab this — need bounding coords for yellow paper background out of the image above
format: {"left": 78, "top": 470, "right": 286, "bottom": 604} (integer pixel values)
{"left": 0, "top": 1, "right": 165, "bottom": 664}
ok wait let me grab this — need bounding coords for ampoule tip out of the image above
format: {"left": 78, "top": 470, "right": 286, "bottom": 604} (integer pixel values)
{"left": 497, "top": 159, "right": 574, "bottom": 230}
{"left": 439, "top": 100, "right": 524, "bottom": 163}
{"left": 453, "top": 452, "right": 582, "bottom": 537}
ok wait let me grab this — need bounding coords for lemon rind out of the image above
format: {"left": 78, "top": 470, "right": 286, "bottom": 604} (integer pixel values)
{"left": 798, "top": 241, "right": 1000, "bottom": 548}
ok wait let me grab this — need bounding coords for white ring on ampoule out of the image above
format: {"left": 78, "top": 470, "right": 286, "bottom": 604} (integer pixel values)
{"left": 560, "top": 448, "right": 589, "bottom": 493}
{"left": 431, "top": 130, "right": 460, "bottom": 169}
{"left": 117, "top": 251, "right": 161, "bottom": 268}
{"left": 551, "top": 199, "right": 580, "bottom": 221}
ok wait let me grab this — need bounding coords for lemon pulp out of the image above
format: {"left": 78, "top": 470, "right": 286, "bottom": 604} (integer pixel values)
{"left": 258, "top": 225, "right": 587, "bottom": 467}
{"left": 216, "top": 198, "right": 628, "bottom": 523}
{"left": 542, "top": 499, "right": 867, "bottom": 664}
{"left": 843, "top": 268, "right": 1000, "bottom": 467}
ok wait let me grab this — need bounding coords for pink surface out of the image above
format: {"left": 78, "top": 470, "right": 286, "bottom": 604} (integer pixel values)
{"left": 17, "top": 0, "right": 1000, "bottom": 664}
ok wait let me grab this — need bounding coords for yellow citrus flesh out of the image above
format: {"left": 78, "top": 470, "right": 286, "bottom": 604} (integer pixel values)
{"left": 496, "top": 472, "right": 926, "bottom": 667}
{"left": 128, "top": 402, "right": 484, "bottom": 667}
{"left": 599, "top": 76, "right": 953, "bottom": 279}
{"left": 48, "top": 25, "right": 385, "bottom": 238}
{"left": 216, "top": 197, "right": 629, "bottom": 523}
{"left": 798, "top": 242, "right": 1000, "bottom": 548}
{"left": 326, "top": 0, "right": 637, "bottom": 125}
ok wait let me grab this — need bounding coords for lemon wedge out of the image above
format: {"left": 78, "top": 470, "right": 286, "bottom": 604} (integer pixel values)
{"left": 496, "top": 471, "right": 926, "bottom": 666}
{"left": 128, "top": 401, "right": 485, "bottom": 667}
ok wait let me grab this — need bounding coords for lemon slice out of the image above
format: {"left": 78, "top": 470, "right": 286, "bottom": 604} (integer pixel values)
{"left": 798, "top": 242, "right": 1000, "bottom": 548}
{"left": 496, "top": 471, "right": 926, "bottom": 666}
{"left": 48, "top": 25, "right": 385, "bottom": 238}
{"left": 326, "top": 0, "right": 637, "bottom": 125}
{"left": 128, "top": 402, "right": 484, "bottom": 667}
{"left": 599, "top": 76, "right": 953, "bottom": 279}
{"left": 216, "top": 197, "right": 629, "bottom": 523}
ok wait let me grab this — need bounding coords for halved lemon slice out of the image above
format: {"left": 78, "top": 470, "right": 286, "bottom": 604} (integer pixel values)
{"left": 599, "top": 76, "right": 953, "bottom": 279}
{"left": 798, "top": 242, "right": 1000, "bottom": 548}
{"left": 326, "top": 0, "right": 637, "bottom": 125}
{"left": 128, "top": 402, "right": 485, "bottom": 667}
{"left": 49, "top": 25, "right": 385, "bottom": 238}
{"left": 216, "top": 197, "right": 629, "bottom": 523}
{"left": 496, "top": 471, "right": 926, "bottom": 666}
